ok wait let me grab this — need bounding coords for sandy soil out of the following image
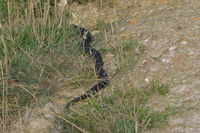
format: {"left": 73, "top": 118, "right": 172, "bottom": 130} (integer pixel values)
{"left": 69, "top": 0, "right": 200, "bottom": 132}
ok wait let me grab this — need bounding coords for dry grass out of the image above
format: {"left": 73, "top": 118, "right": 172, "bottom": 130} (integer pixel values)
{"left": 0, "top": 0, "right": 176, "bottom": 132}
{"left": 0, "top": 0, "right": 87, "bottom": 131}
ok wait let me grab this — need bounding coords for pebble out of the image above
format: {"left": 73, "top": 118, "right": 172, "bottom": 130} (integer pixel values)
{"left": 144, "top": 38, "right": 150, "bottom": 43}
{"left": 169, "top": 46, "right": 177, "bottom": 51}
{"left": 144, "top": 78, "right": 150, "bottom": 84}
{"left": 120, "top": 27, "right": 126, "bottom": 31}
{"left": 180, "top": 41, "right": 188, "bottom": 45}
{"left": 142, "top": 59, "right": 148, "bottom": 65}
{"left": 189, "top": 51, "right": 195, "bottom": 55}
{"left": 162, "top": 58, "right": 170, "bottom": 63}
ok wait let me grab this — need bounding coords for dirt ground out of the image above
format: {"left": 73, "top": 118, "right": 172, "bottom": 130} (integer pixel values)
{"left": 118, "top": 0, "right": 200, "bottom": 132}
{"left": 10, "top": 0, "right": 200, "bottom": 132}
{"left": 68, "top": 0, "right": 200, "bottom": 132}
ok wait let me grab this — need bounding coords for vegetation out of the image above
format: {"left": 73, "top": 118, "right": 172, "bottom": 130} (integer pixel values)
{"left": 0, "top": 0, "right": 176, "bottom": 132}
{"left": 56, "top": 82, "right": 174, "bottom": 133}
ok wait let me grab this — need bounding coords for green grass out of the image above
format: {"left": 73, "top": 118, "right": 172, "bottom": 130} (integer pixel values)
{"left": 150, "top": 81, "right": 170, "bottom": 95}
{"left": 55, "top": 83, "right": 173, "bottom": 133}
{"left": 94, "top": 20, "right": 111, "bottom": 31}
{"left": 0, "top": 0, "right": 94, "bottom": 130}
{"left": 0, "top": 0, "right": 175, "bottom": 132}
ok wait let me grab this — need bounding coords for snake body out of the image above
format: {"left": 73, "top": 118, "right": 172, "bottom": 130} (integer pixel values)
{"left": 65, "top": 25, "right": 109, "bottom": 108}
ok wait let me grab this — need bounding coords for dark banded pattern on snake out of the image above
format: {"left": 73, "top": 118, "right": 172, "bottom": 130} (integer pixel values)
{"left": 65, "top": 25, "right": 109, "bottom": 108}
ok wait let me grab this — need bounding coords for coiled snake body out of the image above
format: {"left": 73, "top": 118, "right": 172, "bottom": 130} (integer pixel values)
{"left": 65, "top": 25, "right": 109, "bottom": 108}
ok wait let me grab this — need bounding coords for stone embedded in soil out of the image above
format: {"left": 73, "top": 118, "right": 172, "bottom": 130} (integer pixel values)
{"left": 169, "top": 46, "right": 177, "bottom": 51}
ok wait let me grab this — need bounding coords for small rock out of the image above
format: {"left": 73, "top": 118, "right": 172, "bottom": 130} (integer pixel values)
{"left": 189, "top": 51, "right": 195, "bottom": 55}
{"left": 169, "top": 46, "right": 177, "bottom": 51}
{"left": 182, "top": 80, "right": 186, "bottom": 83}
{"left": 180, "top": 41, "right": 188, "bottom": 45}
{"left": 142, "top": 59, "right": 148, "bottom": 65}
{"left": 162, "top": 58, "right": 170, "bottom": 63}
{"left": 144, "top": 78, "right": 150, "bottom": 84}
{"left": 170, "top": 51, "right": 175, "bottom": 57}
{"left": 120, "top": 27, "right": 126, "bottom": 31}
{"left": 144, "top": 38, "right": 150, "bottom": 43}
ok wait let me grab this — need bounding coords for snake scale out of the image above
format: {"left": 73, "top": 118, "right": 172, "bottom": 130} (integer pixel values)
{"left": 65, "top": 25, "right": 109, "bottom": 108}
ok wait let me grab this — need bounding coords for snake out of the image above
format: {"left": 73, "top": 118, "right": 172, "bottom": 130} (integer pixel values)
{"left": 65, "top": 25, "right": 109, "bottom": 108}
